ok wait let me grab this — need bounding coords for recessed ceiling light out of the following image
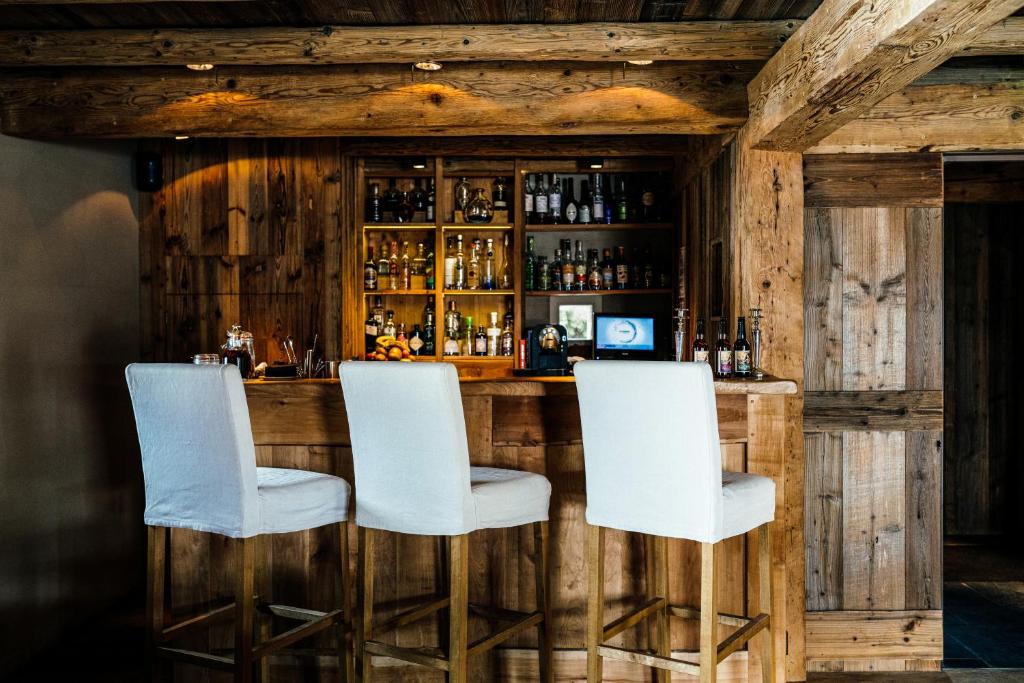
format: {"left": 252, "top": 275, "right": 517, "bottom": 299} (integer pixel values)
{"left": 414, "top": 60, "right": 443, "bottom": 71}
{"left": 627, "top": 59, "right": 654, "bottom": 66}
{"left": 186, "top": 63, "right": 215, "bottom": 71}
{"left": 174, "top": 135, "right": 190, "bottom": 141}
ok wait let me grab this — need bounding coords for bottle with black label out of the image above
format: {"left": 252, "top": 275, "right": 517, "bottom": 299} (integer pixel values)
{"left": 474, "top": 325, "right": 488, "bottom": 356}
{"left": 733, "top": 316, "right": 752, "bottom": 377}
{"left": 425, "top": 178, "right": 436, "bottom": 222}
{"left": 715, "top": 318, "right": 733, "bottom": 378}
{"left": 364, "top": 299, "right": 382, "bottom": 355}
{"left": 423, "top": 296, "right": 436, "bottom": 356}
{"left": 692, "top": 317, "right": 709, "bottom": 363}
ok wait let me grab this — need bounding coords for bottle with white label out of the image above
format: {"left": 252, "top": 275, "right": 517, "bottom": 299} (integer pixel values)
{"left": 715, "top": 318, "right": 733, "bottom": 378}
{"left": 692, "top": 317, "right": 710, "bottom": 363}
{"left": 534, "top": 174, "right": 549, "bottom": 224}
{"left": 547, "top": 174, "right": 562, "bottom": 224}
{"left": 733, "top": 316, "right": 752, "bottom": 377}
{"left": 486, "top": 312, "right": 501, "bottom": 357}
{"left": 443, "top": 236, "right": 457, "bottom": 289}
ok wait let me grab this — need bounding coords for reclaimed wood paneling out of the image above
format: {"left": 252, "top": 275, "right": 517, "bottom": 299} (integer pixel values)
{"left": 945, "top": 161, "right": 1024, "bottom": 204}
{"left": 802, "top": 154, "right": 944, "bottom": 671}
{"left": 805, "top": 610, "right": 942, "bottom": 663}
{"left": 803, "top": 155, "right": 944, "bottom": 209}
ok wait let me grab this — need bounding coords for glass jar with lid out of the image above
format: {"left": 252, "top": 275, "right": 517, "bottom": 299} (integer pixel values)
{"left": 222, "top": 324, "right": 255, "bottom": 379}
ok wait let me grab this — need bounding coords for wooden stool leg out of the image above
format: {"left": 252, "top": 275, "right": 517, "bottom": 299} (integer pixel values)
{"left": 447, "top": 534, "right": 470, "bottom": 683}
{"left": 235, "top": 536, "right": 256, "bottom": 683}
{"left": 654, "top": 535, "right": 671, "bottom": 683}
{"left": 699, "top": 541, "right": 717, "bottom": 683}
{"left": 357, "top": 527, "right": 375, "bottom": 683}
{"left": 586, "top": 524, "right": 605, "bottom": 683}
{"left": 256, "top": 535, "right": 271, "bottom": 683}
{"left": 338, "top": 522, "right": 354, "bottom": 683}
{"left": 436, "top": 534, "right": 451, "bottom": 655}
{"left": 758, "top": 524, "right": 776, "bottom": 683}
{"left": 146, "top": 526, "right": 167, "bottom": 683}
{"left": 534, "top": 521, "right": 554, "bottom": 683}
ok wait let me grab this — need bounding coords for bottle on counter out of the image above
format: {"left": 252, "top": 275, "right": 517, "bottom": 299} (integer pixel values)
{"left": 221, "top": 323, "right": 255, "bottom": 379}
{"left": 734, "top": 316, "right": 752, "bottom": 377}
{"left": 693, "top": 317, "right": 709, "bottom": 363}
{"left": 715, "top": 318, "right": 733, "bottom": 378}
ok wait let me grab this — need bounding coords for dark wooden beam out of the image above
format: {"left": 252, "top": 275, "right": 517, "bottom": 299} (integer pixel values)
{"left": 0, "top": 62, "right": 752, "bottom": 138}
{"left": 746, "top": 0, "right": 1024, "bottom": 152}
{"left": 0, "top": 21, "right": 800, "bottom": 67}
{"left": 807, "top": 66, "right": 1024, "bottom": 153}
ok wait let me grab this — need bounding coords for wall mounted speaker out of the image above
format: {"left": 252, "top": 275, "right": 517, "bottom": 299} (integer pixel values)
{"left": 135, "top": 151, "right": 163, "bottom": 192}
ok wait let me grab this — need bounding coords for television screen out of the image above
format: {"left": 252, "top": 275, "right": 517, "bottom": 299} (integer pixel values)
{"left": 594, "top": 315, "right": 656, "bottom": 351}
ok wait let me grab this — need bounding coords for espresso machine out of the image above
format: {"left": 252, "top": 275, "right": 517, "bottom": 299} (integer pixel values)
{"left": 513, "top": 323, "right": 570, "bottom": 376}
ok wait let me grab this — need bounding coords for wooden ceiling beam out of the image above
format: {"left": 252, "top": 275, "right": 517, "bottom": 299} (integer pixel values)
{"left": 0, "top": 62, "right": 753, "bottom": 138}
{"left": 807, "top": 66, "right": 1024, "bottom": 154}
{"left": 0, "top": 21, "right": 800, "bottom": 66}
{"left": 745, "top": 0, "right": 1024, "bottom": 153}
{"left": 960, "top": 16, "right": 1024, "bottom": 55}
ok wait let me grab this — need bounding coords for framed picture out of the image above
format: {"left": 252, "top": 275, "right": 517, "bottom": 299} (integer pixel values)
{"left": 551, "top": 298, "right": 602, "bottom": 342}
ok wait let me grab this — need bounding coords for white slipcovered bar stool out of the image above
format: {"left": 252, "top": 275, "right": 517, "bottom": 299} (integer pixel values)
{"left": 126, "top": 364, "right": 354, "bottom": 682}
{"left": 340, "top": 362, "right": 554, "bottom": 683}
{"left": 574, "top": 361, "right": 777, "bottom": 683}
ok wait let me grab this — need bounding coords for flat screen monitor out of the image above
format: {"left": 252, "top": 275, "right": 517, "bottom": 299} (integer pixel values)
{"left": 593, "top": 314, "right": 658, "bottom": 360}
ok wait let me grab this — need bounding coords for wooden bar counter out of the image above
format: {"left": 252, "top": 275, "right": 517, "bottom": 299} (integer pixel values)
{"left": 170, "top": 375, "right": 799, "bottom": 683}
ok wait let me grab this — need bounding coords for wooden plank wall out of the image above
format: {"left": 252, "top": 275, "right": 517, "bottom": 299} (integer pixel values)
{"left": 943, "top": 162, "right": 1024, "bottom": 537}
{"left": 802, "top": 153, "right": 944, "bottom": 673}
{"left": 138, "top": 138, "right": 348, "bottom": 365}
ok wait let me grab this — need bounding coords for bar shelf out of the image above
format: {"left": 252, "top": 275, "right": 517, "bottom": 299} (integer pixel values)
{"left": 524, "top": 222, "right": 673, "bottom": 232}
{"left": 526, "top": 289, "right": 673, "bottom": 297}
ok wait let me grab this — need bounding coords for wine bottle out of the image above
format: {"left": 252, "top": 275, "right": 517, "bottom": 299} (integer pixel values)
{"left": 524, "top": 174, "right": 536, "bottom": 225}
{"left": 534, "top": 174, "right": 549, "bottom": 224}
{"left": 364, "top": 245, "right": 378, "bottom": 290}
{"left": 715, "top": 318, "right": 733, "bottom": 378}
{"left": 734, "top": 317, "right": 752, "bottom": 377}
{"left": 548, "top": 174, "right": 562, "bottom": 224}
{"left": 692, "top": 317, "right": 709, "bottom": 363}
{"left": 579, "top": 179, "right": 593, "bottom": 224}
{"left": 563, "top": 177, "right": 578, "bottom": 224}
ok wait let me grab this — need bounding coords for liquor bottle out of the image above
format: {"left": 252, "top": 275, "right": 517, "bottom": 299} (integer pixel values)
{"left": 601, "top": 248, "right": 614, "bottom": 290}
{"left": 614, "top": 177, "right": 629, "bottom": 223}
{"left": 587, "top": 249, "right": 602, "bottom": 290}
{"left": 640, "top": 177, "right": 657, "bottom": 222}
{"left": 388, "top": 241, "right": 400, "bottom": 290}
{"left": 561, "top": 241, "right": 575, "bottom": 291}
{"left": 503, "top": 298, "right": 514, "bottom": 332}
{"left": 482, "top": 238, "right": 496, "bottom": 290}
{"left": 500, "top": 318, "right": 514, "bottom": 356}
{"left": 524, "top": 235, "right": 536, "bottom": 291}
{"left": 733, "top": 317, "right": 752, "bottom": 377}
{"left": 552, "top": 248, "right": 563, "bottom": 291}
{"left": 467, "top": 239, "right": 481, "bottom": 290}
{"left": 443, "top": 300, "right": 461, "bottom": 356}
{"left": 383, "top": 178, "right": 399, "bottom": 218}
{"left": 498, "top": 233, "right": 511, "bottom": 290}
{"left": 364, "top": 245, "right": 378, "bottom": 290}
{"left": 642, "top": 246, "right": 655, "bottom": 289}
{"left": 547, "top": 174, "right": 562, "bottom": 224}
{"left": 364, "top": 302, "right": 380, "bottom": 355}
{"left": 425, "top": 248, "right": 435, "bottom": 289}
{"left": 592, "top": 174, "right": 606, "bottom": 224}
{"left": 615, "top": 245, "right": 629, "bottom": 289}
{"left": 579, "top": 179, "right": 593, "bottom": 224}
{"left": 411, "top": 242, "right": 427, "bottom": 289}
{"left": 715, "top": 318, "right": 733, "bottom": 378}
{"left": 396, "top": 191, "right": 415, "bottom": 223}
{"left": 410, "top": 178, "right": 426, "bottom": 214}
{"left": 524, "top": 174, "right": 536, "bottom": 225}
{"left": 454, "top": 177, "right": 471, "bottom": 214}
{"left": 426, "top": 178, "right": 436, "bottom": 222}
{"left": 382, "top": 310, "right": 397, "bottom": 338}
{"left": 423, "top": 296, "right": 436, "bottom": 356}
{"left": 400, "top": 241, "right": 412, "bottom": 290}
{"left": 630, "top": 247, "right": 642, "bottom": 291}
{"left": 492, "top": 177, "right": 508, "bottom": 215}
{"left": 474, "top": 325, "right": 488, "bottom": 356}
{"left": 443, "top": 236, "right": 456, "bottom": 289}
{"left": 371, "top": 295, "right": 385, "bottom": 331}
{"left": 462, "top": 316, "right": 475, "bottom": 356}
{"left": 378, "top": 243, "right": 389, "bottom": 288}
{"left": 537, "top": 256, "right": 550, "bottom": 291}
{"left": 408, "top": 324, "right": 425, "bottom": 356}
{"left": 396, "top": 323, "right": 407, "bottom": 343}
{"left": 486, "top": 312, "right": 501, "bottom": 357}
{"left": 454, "top": 234, "right": 466, "bottom": 290}
{"left": 574, "top": 240, "right": 586, "bottom": 291}
{"left": 692, "top": 317, "right": 709, "bottom": 363}
{"left": 367, "top": 183, "right": 383, "bottom": 223}
{"left": 563, "top": 177, "right": 578, "bottom": 224}
{"left": 534, "top": 174, "right": 549, "bottom": 224}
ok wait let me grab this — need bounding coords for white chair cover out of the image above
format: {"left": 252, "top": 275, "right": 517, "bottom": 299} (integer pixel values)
{"left": 126, "top": 363, "right": 349, "bottom": 538}
{"left": 340, "top": 362, "right": 550, "bottom": 535}
{"left": 574, "top": 360, "right": 773, "bottom": 543}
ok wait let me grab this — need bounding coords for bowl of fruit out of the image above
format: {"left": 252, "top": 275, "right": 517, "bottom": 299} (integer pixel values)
{"left": 367, "top": 335, "right": 413, "bottom": 362}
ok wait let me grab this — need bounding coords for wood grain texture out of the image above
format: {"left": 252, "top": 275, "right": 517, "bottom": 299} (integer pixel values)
{"left": 0, "top": 62, "right": 753, "bottom": 138}
{"left": 809, "top": 66, "right": 1024, "bottom": 154}
{"left": 803, "top": 155, "right": 943, "bottom": 208}
{"left": 905, "top": 207, "right": 943, "bottom": 391}
{"left": 804, "top": 432, "right": 842, "bottom": 612}
{"left": 945, "top": 161, "right": 1024, "bottom": 203}
{"left": 803, "top": 391, "right": 943, "bottom": 432}
{"left": 0, "top": 21, "right": 800, "bottom": 66}
{"left": 745, "top": 0, "right": 1024, "bottom": 151}
{"left": 905, "top": 431, "right": 942, "bottom": 611}
{"left": 805, "top": 610, "right": 942, "bottom": 662}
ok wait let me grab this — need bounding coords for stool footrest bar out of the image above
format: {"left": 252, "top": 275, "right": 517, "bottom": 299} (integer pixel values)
{"left": 160, "top": 602, "right": 236, "bottom": 642}
{"left": 467, "top": 611, "right": 544, "bottom": 657}
{"left": 264, "top": 604, "right": 329, "bottom": 622}
{"left": 717, "top": 613, "right": 769, "bottom": 664}
{"left": 364, "top": 640, "right": 450, "bottom": 671}
{"left": 156, "top": 646, "right": 235, "bottom": 671}
{"left": 668, "top": 604, "right": 752, "bottom": 627}
{"left": 597, "top": 645, "right": 701, "bottom": 675}
{"left": 468, "top": 603, "right": 535, "bottom": 623}
{"left": 252, "top": 609, "right": 343, "bottom": 659}
{"left": 603, "top": 597, "right": 667, "bottom": 641}
{"left": 372, "top": 595, "right": 450, "bottom": 638}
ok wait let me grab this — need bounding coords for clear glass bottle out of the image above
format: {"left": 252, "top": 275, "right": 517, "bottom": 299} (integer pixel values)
{"left": 467, "top": 239, "right": 481, "bottom": 290}
{"left": 382, "top": 310, "right": 397, "bottom": 338}
{"left": 573, "top": 240, "right": 586, "bottom": 291}
{"left": 454, "top": 234, "right": 466, "bottom": 290}
{"left": 524, "top": 235, "right": 536, "bottom": 291}
{"left": 486, "top": 312, "right": 501, "bottom": 357}
{"left": 400, "top": 241, "right": 411, "bottom": 290}
{"left": 367, "top": 183, "right": 383, "bottom": 223}
{"left": 462, "top": 316, "right": 475, "bottom": 356}
{"left": 561, "top": 241, "right": 576, "bottom": 291}
{"left": 443, "top": 300, "right": 461, "bottom": 356}
{"left": 364, "top": 244, "right": 378, "bottom": 290}
{"left": 454, "top": 176, "right": 471, "bottom": 214}
{"left": 552, "top": 248, "right": 563, "bottom": 291}
{"left": 537, "top": 255, "right": 551, "bottom": 291}
{"left": 498, "top": 233, "right": 511, "bottom": 290}
{"left": 492, "top": 177, "right": 508, "bottom": 213}
{"left": 378, "top": 242, "right": 389, "bottom": 288}
{"left": 443, "top": 236, "right": 456, "bottom": 289}
{"left": 482, "top": 238, "right": 496, "bottom": 290}
{"left": 411, "top": 242, "right": 427, "bottom": 289}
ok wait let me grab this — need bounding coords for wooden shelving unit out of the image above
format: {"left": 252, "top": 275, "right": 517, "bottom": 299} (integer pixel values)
{"left": 523, "top": 222, "right": 673, "bottom": 232}
{"left": 526, "top": 289, "right": 673, "bottom": 297}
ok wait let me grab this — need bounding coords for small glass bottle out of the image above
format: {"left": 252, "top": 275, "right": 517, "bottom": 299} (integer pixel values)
{"left": 411, "top": 242, "right": 427, "bottom": 289}
{"left": 454, "top": 177, "right": 471, "bottom": 214}
{"left": 364, "top": 245, "right": 378, "bottom": 291}
{"left": 692, "top": 317, "right": 710, "bottom": 363}
{"left": 474, "top": 325, "right": 488, "bottom": 356}
{"left": 715, "top": 318, "right": 733, "bottom": 378}
{"left": 492, "top": 177, "right": 508, "bottom": 214}
{"left": 443, "top": 236, "right": 456, "bottom": 289}
{"left": 467, "top": 239, "right": 481, "bottom": 290}
{"left": 733, "top": 317, "right": 752, "bottom": 378}
{"left": 454, "top": 234, "right": 466, "bottom": 290}
{"left": 388, "top": 241, "right": 399, "bottom": 290}
{"left": 498, "top": 233, "right": 511, "bottom": 290}
{"left": 443, "top": 300, "right": 461, "bottom": 356}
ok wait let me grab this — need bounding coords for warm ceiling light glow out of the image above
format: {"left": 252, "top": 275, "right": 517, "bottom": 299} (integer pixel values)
{"left": 174, "top": 135, "right": 190, "bottom": 141}
{"left": 627, "top": 59, "right": 654, "bottom": 66}
{"left": 186, "top": 63, "right": 215, "bottom": 71}
{"left": 414, "top": 60, "right": 443, "bottom": 71}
